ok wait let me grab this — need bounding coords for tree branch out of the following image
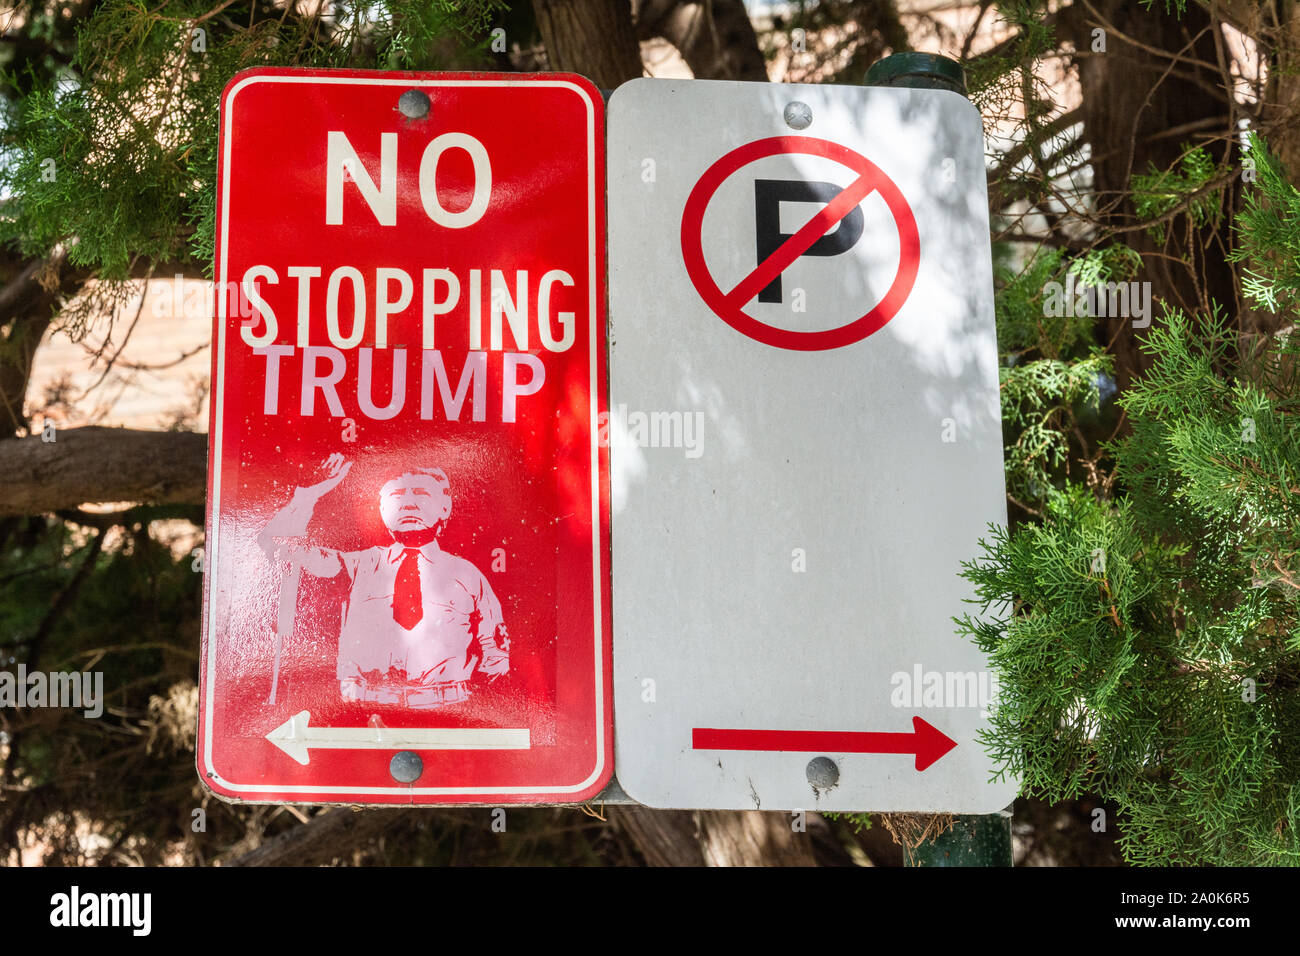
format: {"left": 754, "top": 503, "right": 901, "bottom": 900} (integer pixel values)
{"left": 0, "top": 427, "right": 207, "bottom": 517}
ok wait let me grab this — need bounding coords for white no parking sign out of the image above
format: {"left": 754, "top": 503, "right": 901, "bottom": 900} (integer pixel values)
{"left": 606, "top": 78, "right": 1017, "bottom": 813}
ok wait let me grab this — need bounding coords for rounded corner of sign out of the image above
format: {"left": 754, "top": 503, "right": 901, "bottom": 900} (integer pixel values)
{"left": 934, "top": 88, "right": 985, "bottom": 128}
{"left": 571, "top": 765, "right": 616, "bottom": 804}
{"left": 967, "top": 781, "right": 1021, "bottom": 816}
{"left": 550, "top": 73, "right": 603, "bottom": 108}
{"left": 607, "top": 76, "right": 655, "bottom": 108}
{"left": 220, "top": 68, "right": 274, "bottom": 111}
{"left": 606, "top": 766, "right": 662, "bottom": 809}
{"left": 570, "top": 742, "right": 616, "bottom": 798}
{"left": 195, "top": 761, "right": 242, "bottom": 804}
{"left": 992, "top": 778, "right": 1023, "bottom": 813}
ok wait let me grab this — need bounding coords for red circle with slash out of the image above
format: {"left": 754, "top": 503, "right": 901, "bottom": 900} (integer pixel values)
{"left": 680, "top": 136, "right": 920, "bottom": 352}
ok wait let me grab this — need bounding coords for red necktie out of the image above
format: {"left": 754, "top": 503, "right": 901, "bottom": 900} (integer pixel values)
{"left": 392, "top": 548, "right": 423, "bottom": 630}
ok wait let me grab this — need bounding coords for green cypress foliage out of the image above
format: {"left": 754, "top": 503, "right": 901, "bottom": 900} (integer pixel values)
{"left": 0, "top": 0, "right": 504, "bottom": 282}
{"left": 960, "top": 140, "right": 1300, "bottom": 865}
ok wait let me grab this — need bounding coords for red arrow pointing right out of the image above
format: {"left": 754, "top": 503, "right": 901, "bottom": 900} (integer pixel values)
{"left": 692, "top": 716, "right": 958, "bottom": 772}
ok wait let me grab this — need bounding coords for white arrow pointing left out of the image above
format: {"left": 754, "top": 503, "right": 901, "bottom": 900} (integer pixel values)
{"left": 266, "top": 710, "right": 531, "bottom": 765}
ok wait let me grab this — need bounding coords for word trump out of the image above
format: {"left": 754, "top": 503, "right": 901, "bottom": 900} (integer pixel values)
{"left": 254, "top": 346, "right": 544, "bottom": 423}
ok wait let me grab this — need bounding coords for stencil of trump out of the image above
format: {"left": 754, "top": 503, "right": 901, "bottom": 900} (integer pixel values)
{"left": 258, "top": 453, "right": 510, "bottom": 708}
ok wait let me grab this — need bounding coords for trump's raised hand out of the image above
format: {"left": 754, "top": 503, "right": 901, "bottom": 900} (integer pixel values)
{"left": 300, "top": 453, "right": 352, "bottom": 499}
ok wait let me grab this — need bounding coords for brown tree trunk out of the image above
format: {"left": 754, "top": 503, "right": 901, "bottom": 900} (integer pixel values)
{"left": 225, "top": 808, "right": 419, "bottom": 866}
{"left": 1270, "top": 19, "right": 1300, "bottom": 186}
{"left": 532, "top": 0, "right": 645, "bottom": 87}
{"left": 611, "top": 807, "right": 818, "bottom": 866}
{"left": 634, "top": 0, "right": 769, "bottom": 80}
{"left": 1075, "top": 0, "right": 1238, "bottom": 390}
{"left": 1215, "top": 0, "right": 1300, "bottom": 186}
{"left": 0, "top": 253, "right": 65, "bottom": 438}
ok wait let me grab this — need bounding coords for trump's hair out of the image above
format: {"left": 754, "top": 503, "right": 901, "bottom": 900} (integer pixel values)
{"left": 401, "top": 466, "right": 449, "bottom": 491}
{"left": 380, "top": 467, "right": 452, "bottom": 528}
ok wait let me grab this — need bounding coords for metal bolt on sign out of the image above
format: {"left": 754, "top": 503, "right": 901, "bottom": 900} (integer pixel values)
{"left": 390, "top": 751, "right": 424, "bottom": 784}
{"left": 806, "top": 756, "right": 839, "bottom": 790}
{"left": 396, "top": 89, "right": 430, "bottom": 119}
{"left": 783, "top": 101, "right": 813, "bottom": 130}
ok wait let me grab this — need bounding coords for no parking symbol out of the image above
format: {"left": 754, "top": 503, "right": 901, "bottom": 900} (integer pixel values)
{"left": 680, "top": 135, "right": 921, "bottom": 351}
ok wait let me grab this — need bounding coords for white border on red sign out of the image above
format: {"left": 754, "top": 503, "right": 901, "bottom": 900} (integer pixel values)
{"left": 203, "top": 74, "right": 606, "bottom": 797}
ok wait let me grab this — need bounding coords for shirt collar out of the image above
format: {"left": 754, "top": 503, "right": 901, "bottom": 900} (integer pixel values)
{"left": 387, "top": 539, "right": 443, "bottom": 564}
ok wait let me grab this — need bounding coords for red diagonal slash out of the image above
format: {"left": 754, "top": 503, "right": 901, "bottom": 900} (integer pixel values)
{"left": 692, "top": 716, "right": 958, "bottom": 772}
{"left": 722, "top": 170, "right": 882, "bottom": 311}
{"left": 680, "top": 136, "right": 919, "bottom": 351}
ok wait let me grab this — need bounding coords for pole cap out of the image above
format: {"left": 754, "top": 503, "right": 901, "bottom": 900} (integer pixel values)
{"left": 866, "top": 52, "right": 967, "bottom": 96}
